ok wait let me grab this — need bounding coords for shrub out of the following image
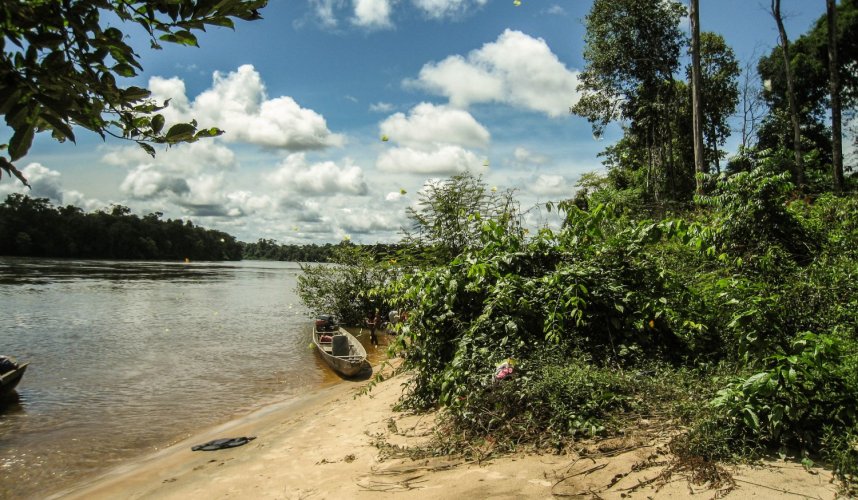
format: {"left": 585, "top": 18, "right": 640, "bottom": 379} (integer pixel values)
{"left": 699, "top": 332, "right": 858, "bottom": 471}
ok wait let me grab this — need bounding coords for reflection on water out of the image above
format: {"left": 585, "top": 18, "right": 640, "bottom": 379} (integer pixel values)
{"left": 0, "top": 258, "right": 386, "bottom": 499}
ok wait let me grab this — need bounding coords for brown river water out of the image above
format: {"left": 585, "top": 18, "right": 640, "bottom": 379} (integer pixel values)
{"left": 0, "top": 258, "right": 387, "bottom": 499}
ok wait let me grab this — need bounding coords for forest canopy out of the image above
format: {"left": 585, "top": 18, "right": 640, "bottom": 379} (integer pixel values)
{"left": 0, "top": 194, "right": 242, "bottom": 260}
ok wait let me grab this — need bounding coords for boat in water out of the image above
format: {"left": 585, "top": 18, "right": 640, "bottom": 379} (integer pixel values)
{"left": 0, "top": 355, "right": 28, "bottom": 399}
{"left": 311, "top": 316, "right": 367, "bottom": 377}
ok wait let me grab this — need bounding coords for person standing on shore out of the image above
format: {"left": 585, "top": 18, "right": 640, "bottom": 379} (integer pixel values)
{"left": 366, "top": 309, "right": 380, "bottom": 347}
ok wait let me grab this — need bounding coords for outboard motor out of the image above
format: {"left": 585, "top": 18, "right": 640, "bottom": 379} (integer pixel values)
{"left": 315, "top": 315, "right": 336, "bottom": 332}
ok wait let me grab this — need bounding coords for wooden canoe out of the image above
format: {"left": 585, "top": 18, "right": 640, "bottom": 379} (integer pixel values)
{"left": 0, "top": 362, "right": 28, "bottom": 399}
{"left": 312, "top": 326, "right": 367, "bottom": 377}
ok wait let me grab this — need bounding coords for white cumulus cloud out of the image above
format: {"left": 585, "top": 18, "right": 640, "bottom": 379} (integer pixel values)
{"left": 267, "top": 153, "right": 368, "bottom": 196}
{"left": 309, "top": 0, "right": 341, "bottom": 28}
{"left": 14, "top": 163, "right": 63, "bottom": 203}
{"left": 412, "top": 0, "right": 488, "bottom": 19}
{"left": 380, "top": 102, "right": 490, "bottom": 149}
{"left": 352, "top": 0, "right": 394, "bottom": 28}
{"left": 149, "top": 65, "right": 344, "bottom": 150}
{"left": 0, "top": 163, "right": 105, "bottom": 211}
{"left": 377, "top": 145, "right": 485, "bottom": 175}
{"left": 102, "top": 141, "right": 236, "bottom": 177}
{"left": 109, "top": 141, "right": 271, "bottom": 219}
{"left": 120, "top": 165, "right": 190, "bottom": 200}
{"left": 337, "top": 206, "right": 400, "bottom": 233}
{"left": 529, "top": 174, "right": 572, "bottom": 196}
{"left": 407, "top": 29, "right": 580, "bottom": 117}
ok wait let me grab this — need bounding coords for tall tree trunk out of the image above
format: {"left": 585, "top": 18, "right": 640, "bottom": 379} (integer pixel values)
{"left": 740, "top": 55, "right": 763, "bottom": 152}
{"left": 772, "top": 0, "right": 804, "bottom": 190}
{"left": 711, "top": 123, "right": 721, "bottom": 174}
{"left": 827, "top": 0, "right": 845, "bottom": 192}
{"left": 690, "top": 0, "right": 705, "bottom": 194}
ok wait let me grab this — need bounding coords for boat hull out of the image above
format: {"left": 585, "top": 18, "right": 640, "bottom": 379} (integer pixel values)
{"left": 0, "top": 363, "right": 28, "bottom": 398}
{"left": 312, "top": 327, "right": 367, "bottom": 377}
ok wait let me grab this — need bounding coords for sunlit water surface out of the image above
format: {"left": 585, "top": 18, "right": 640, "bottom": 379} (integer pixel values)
{"left": 0, "top": 258, "right": 383, "bottom": 499}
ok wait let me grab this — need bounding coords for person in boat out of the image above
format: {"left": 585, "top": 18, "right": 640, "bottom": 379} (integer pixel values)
{"left": 365, "top": 309, "right": 380, "bottom": 347}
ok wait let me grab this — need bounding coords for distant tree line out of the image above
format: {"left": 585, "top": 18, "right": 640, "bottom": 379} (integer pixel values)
{"left": 241, "top": 238, "right": 402, "bottom": 263}
{"left": 0, "top": 194, "right": 242, "bottom": 261}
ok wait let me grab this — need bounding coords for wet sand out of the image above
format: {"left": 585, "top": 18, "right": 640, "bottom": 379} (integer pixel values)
{"left": 51, "top": 361, "right": 841, "bottom": 500}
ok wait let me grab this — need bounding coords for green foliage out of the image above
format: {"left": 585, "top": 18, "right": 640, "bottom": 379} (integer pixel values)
{"left": 696, "top": 158, "right": 815, "bottom": 264}
{"left": 0, "top": 194, "right": 241, "bottom": 260}
{"left": 358, "top": 162, "right": 857, "bottom": 486}
{"left": 385, "top": 201, "right": 708, "bottom": 414}
{"left": 759, "top": 0, "right": 858, "bottom": 117}
{"left": 702, "top": 332, "right": 858, "bottom": 477}
{"left": 242, "top": 239, "right": 338, "bottom": 262}
{"left": 0, "top": 0, "right": 266, "bottom": 184}
{"left": 573, "top": 0, "right": 686, "bottom": 137}
{"left": 585, "top": 139, "right": 653, "bottom": 212}
{"left": 241, "top": 239, "right": 401, "bottom": 263}
{"left": 296, "top": 244, "right": 394, "bottom": 325}
{"left": 402, "top": 172, "right": 523, "bottom": 264}
{"left": 688, "top": 32, "right": 740, "bottom": 172}
{"left": 446, "top": 352, "right": 635, "bottom": 449}
{"left": 755, "top": 0, "right": 858, "bottom": 186}
{"left": 573, "top": 0, "right": 733, "bottom": 204}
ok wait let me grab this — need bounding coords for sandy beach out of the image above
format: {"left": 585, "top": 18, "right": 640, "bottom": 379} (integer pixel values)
{"left": 50, "top": 361, "right": 841, "bottom": 500}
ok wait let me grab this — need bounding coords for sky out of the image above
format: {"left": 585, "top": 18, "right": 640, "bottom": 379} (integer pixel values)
{"left": 0, "top": 0, "right": 830, "bottom": 244}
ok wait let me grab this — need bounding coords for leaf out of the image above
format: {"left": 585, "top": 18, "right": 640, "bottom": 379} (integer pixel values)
{"left": 9, "top": 124, "right": 35, "bottom": 161}
{"left": 204, "top": 17, "right": 235, "bottom": 29}
{"left": 40, "top": 112, "right": 76, "bottom": 143}
{"left": 0, "top": 87, "right": 22, "bottom": 115}
{"left": 743, "top": 407, "right": 760, "bottom": 430}
{"left": 164, "top": 122, "right": 197, "bottom": 143}
{"left": 159, "top": 33, "right": 179, "bottom": 44}
{"left": 0, "top": 157, "right": 30, "bottom": 187}
{"left": 150, "top": 114, "right": 165, "bottom": 134}
{"left": 194, "top": 127, "right": 222, "bottom": 139}
{"left": 113, "top": 63, "right": 137, "bottom": 77}
{"left": 173, "top": 30, "right": 199, "bottom": 47}
{"left": 771, "top": 404, "right": 784, "bottom": 426}
{"left": 742, "top": 372, "right": 770, "bottom": 391}
{"left": 138, "top": 141, "right": 156, "bottom": 157}
{"left": 123, "top": 86, "right": 151, "bottom": 101}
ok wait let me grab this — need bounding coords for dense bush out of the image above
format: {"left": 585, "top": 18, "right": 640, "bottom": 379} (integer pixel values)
{"left": 300, "top": 164, "right": 857, "bottom": 484}
{"left": 385, "top": 205, "right": 701, "bottom": 411}
{"left": 682, "top": 332, "right": 858, "bottom": 487}
{"left": 296, "top": 244, "right": 396, "bottom": 325}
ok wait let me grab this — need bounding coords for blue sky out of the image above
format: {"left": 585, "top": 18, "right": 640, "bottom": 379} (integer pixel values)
{"left": 1, "top": 0, "right": 829, "bottom": 244}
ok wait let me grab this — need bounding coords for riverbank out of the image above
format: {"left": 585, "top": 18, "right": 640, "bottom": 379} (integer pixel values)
{"left": 53, "top": 361, "right": 840, "bottom": 499}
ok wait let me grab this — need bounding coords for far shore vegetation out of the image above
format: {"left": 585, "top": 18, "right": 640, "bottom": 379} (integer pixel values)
{"left": 0, "top": 193, "right": 399, "bottom": 262}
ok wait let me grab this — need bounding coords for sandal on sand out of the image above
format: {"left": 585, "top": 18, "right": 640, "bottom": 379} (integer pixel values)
{"left": 191, "top": 436, "right": 256, "bottom": 451}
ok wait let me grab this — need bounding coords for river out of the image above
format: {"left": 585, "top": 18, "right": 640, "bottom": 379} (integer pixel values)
{"left": 0, "top": 258, "right": 381, "bottom": 499}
